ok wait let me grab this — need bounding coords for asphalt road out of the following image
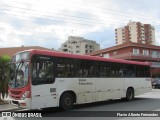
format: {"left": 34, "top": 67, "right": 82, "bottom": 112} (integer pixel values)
{"left": 1, "top": 89, "right": 160, "bottom": 120}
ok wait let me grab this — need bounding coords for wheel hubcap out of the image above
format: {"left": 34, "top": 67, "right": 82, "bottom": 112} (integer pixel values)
{"left": 64, "top": 97, "right": 71, "bottom": 105}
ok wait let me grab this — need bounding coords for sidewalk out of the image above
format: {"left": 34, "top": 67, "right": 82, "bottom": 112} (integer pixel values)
{"left": 0, "top": 94, "right": 20, "bottom": 112}
{"left": 0, "top": 103, "right": 20, "bottom": 112}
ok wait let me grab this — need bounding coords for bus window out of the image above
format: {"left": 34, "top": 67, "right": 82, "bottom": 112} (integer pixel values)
{"left": 111, "top": 63, "right": 123, "bottom": 78}
{"left": 136, "top": 65, "right": 150, "bottom": 78}
{"left": 31, "top": 55, "right": 55, "bottom": 85}
{"left": 77, "top": 60, "right": 90, "bottom": 77}
{"left": 144, "top": 66, "right": 150, "bottom": 77}
{"left": 75, "top": 59, "right": 82, "bottom": 77}
{"left": 75, "top": 59, "right": 96, "bottom": 77}
{"left": 123, "top": 64, "right": 136, "bottom": 78}
{"left": 57, "top": 58, "right": 75, "bottom": 77}
{"left": 99, "top": 62, "right": 111, "bottom": 77}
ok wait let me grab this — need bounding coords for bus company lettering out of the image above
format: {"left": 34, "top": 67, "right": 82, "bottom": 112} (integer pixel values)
{"left": 3, "top": 112, "right": 43, "bottom": 118}
{"left": 78, "top": 79, "right": 93, "bottom": 85}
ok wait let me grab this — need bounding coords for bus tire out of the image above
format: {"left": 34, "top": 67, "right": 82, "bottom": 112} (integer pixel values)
{"left": 60, "top": 92, "right": 74, "bottom": 110}
{"left": 126, "top": 88, "right": 134, "bottom": 101}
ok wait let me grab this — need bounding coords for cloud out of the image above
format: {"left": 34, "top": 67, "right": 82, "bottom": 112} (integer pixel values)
{"left": 0, "top": 22, "right": 23, "bottom": 47}
{"left": 0, "top": 0, "right": 160, "bottom": 50}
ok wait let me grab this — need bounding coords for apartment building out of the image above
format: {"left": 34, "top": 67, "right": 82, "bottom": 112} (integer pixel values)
{"left": 115, "top": 22, "right": 155, "bottom": 45}
{"left": 59, "top": 36, "right": 100, "bottom": 54}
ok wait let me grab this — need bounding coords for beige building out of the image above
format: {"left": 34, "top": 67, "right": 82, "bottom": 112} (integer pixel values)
{"left": 59, "top": 36, "right": 100, "bottom": 54}
{"left": 115, "top": 21, "right": 155, "bottom": 45}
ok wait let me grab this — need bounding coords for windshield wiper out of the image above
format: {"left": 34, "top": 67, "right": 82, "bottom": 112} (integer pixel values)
{"left": 15, "top": 61, "right": 24, "bottom": 88}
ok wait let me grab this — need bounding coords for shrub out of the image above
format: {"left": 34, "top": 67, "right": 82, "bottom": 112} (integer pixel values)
{"left": 0, "top": 55, "right": 11, "bottom": 100}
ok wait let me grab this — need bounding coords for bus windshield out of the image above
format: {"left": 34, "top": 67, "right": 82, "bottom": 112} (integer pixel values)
{"left": 10, "top": 61, "right": 29, "bottom": 88}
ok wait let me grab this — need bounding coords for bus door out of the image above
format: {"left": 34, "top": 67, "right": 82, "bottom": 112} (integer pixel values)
{"left": 31, "top": 55, "right": 56, "bottom": 109}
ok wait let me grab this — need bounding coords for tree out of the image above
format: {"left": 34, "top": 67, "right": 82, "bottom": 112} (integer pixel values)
{"left": 0, "top": 55, "right": 11, "bottom": 99}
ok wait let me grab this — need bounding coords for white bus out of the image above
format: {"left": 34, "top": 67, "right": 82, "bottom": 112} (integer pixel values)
{"left": 8, "top": 49, "right": 152, "bottom": 110}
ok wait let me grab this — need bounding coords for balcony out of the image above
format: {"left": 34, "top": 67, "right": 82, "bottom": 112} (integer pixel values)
{"left": 110, "top": 52, "right": 160, "bottom": 61}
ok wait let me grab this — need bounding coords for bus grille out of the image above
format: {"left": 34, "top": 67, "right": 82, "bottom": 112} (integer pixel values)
{"left": 11, "top": 96, "right": 21, "bottom": 100}
{"left": 10, "top": 90, "right": 22, "bottom": 95}
{"left": 12, "top": 100, "right": 19, "bottom": 106}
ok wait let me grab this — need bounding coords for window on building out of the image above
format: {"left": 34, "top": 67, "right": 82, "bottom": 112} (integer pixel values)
{"left": 158, "top": 52, "right": 160, "bottom": 58}
{"left": 113, "top": 51, "right": 117, "bottom": 55}
{"left": 72, "top": 41, "right": 76, "bottom": 44}
{"left": 63, "top": 49, "right": 68, "bottom": 52}
{"left": 152, "top": 51, "right": 158, "bottom": 58}
{"left": 90, "top": 45, "right": 93, "bottom": 49}
{"left": 142, "top": 41, "right": 145, "bottom": 44}
{"left": 133, "top": 49, "right": 139, "bottom": 55}
{"left": 143, "top": 50, "right": 149, "bottom": 56}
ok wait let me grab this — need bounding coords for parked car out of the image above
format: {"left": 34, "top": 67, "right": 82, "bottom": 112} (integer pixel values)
{"left": 152, "top": 78, "right": 160, "bottom": 89}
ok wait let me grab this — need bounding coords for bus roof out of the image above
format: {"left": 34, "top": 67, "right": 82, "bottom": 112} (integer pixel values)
{"left": 23, "top": 49, "right": 150, "bottom": 66}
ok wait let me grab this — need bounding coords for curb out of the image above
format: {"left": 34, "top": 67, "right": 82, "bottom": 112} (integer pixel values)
{"left": 0, "top": 107, "right": 22, "bottom": 112}
{"left": 0, "top": 103, "right": 22, "bottom": 112}
{"left": 0, "top": 101, "right": 8, "bottom": 105}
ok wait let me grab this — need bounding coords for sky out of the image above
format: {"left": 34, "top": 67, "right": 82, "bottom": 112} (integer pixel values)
{"left": 0, "top": 0, "right": 160, "bottom": 50}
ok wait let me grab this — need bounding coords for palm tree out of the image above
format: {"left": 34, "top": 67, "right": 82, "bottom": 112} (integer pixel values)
{"left": 0, "top": 55, "right": 10, "bottom": 101}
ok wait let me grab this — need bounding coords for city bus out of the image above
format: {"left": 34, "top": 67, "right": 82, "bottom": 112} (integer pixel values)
{"left": 8, "top": 49, "right": 152, "bottom": 110}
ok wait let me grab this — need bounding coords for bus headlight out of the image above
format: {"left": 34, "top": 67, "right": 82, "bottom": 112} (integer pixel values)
{"left": 21, "top": 91, "right": 29, "bottom": 100}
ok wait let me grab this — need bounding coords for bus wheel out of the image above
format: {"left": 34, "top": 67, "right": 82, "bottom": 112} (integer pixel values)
{"left": 126, "top": 88, "right": 134, "bottom": 101}
{"left": 60, "top": 92, "right": 74, "bottom": 110}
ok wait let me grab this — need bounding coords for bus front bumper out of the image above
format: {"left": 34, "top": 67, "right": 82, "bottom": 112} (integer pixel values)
{"left": 8, "top": 97, "right": 31, "bottom": 109}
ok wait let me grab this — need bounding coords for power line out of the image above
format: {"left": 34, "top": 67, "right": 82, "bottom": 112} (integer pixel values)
{"left": 0, "top": 8, "right": 158, "bottom": 41}
{"left": 0, "top": 6, "right": 119, "bottom": 25}
{"left": 0, "top": 1, "right": 158, "bottom": 35}
{"left": 0, "top": 11, "right": 127, "bottom": 27}
{"left": 0, "top": 3, "right": 156, "bottom": 28}
{"left": 0, "top": 6, "right": 129, "bottom": 27}
{"left": 3, "top": 0, "right": 159, "bottom": 20}
{"left": 0, "top": 0, "right": 158, "bottom": 24}
{"left": 63, "top": 0, "right": 159, "bottom": 19}
{"left": 0, "top": 3, "right": 135, "bottom": 25}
